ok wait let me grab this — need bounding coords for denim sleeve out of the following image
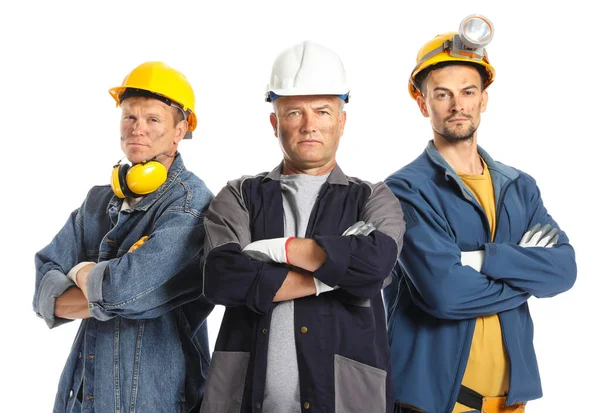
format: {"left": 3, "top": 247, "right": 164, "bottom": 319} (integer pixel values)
{"left": 481, "top": 177, "right": 577, "bottom": 298}
{"left": 311, "top": 182, "right": 405, "bottom": 299}
{"left": 203, "top": 179, "right": 289, "bottom": 315}
{"left": 33, "top": 207, "right": 85, "bottom": 329}
{"left": 86, "top": 187, "right": 214, "bottom": 321}
{"left": 385, "top": 176, "right": 531, "bottom": 320}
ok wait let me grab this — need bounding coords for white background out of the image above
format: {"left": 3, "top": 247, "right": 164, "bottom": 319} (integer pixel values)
{"left": 1, "top": 1, "right": 596, "bottom": 411}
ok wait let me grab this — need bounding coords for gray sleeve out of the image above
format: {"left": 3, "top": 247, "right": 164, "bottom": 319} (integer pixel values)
{"left": 204, "top": 177, "right": 252, "bottom": 252}
{"left": 361, "top": 182, "right": 405, "bottom": 258}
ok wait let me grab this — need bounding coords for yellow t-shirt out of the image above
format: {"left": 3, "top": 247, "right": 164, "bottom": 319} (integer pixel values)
{"left": 453, "top": 160, "right": 509, "bottom": 413}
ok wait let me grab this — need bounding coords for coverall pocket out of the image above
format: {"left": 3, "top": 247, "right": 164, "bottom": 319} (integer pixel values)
{"left": 334, "top": 354, "right": 387, "bottom": 413}
{"left": 199, "top": 351, "right": 250, "bottom": 413}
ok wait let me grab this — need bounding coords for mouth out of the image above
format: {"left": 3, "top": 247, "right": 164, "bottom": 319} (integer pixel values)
{"left": 447, "top": 114, "right": 471, "bottom": 123}
{"left": 298, "top": 139, "right": 322, "bottom": 145}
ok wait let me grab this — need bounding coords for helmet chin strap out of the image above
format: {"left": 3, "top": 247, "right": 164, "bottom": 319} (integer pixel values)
{"left": 136, "top": 152, "right": 175, "bottom": 165}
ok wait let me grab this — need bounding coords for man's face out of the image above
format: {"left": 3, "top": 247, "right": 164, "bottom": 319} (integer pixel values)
{"left": 120, "top": 97, "right": 186, "bottom": 164}
{"left": 417, "top": 65, "right": 488, "bottom": 143}
{"left": 270, "top": 95, "right": 346, "bottom": 173}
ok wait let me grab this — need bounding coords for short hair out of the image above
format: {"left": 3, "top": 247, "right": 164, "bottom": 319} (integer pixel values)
{"left": 415, "top": 61, "right": 490, "bottom": 95}
{"left": 272, "top": 96, "right": 345, "bottom": 114}
{"left": 171, "top": 107, "right": 185, "bottom": 126}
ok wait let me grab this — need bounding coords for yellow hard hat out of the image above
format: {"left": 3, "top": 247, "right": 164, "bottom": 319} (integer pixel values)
{"left": 409, "top": 15, "right": 496, "bottom": 100}
{"left": 109, "top": 62, "right": 197, "bottom": 136}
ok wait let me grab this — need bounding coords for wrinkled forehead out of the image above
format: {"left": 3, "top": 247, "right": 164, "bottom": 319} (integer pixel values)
{"left": 120, "top": 96, "right": 173, "bottom": 115}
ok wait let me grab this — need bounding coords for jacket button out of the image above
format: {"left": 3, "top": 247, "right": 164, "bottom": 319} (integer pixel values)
{"left": 78, "top": 351, "right": 82, "bottom": 359}
{"left": 303, "top": 401, "right": 310, "bottom": 409}
{"left": 262, "top": 328, "right": 268, "bottom": 334}
{"left": 256, "top": 403, "right": 261, "bottom": 408}
{"left": 300, "top": 326, "right": 308, "bottom": 334}
{"left": 69, "top": 390, "right": 73, "bottom": 398}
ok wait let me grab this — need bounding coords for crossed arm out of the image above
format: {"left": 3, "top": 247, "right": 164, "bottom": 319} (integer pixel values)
{"left": 34, "top": 190, "right": 212, "bottom": 327}
{"left": 387, "top": 177, "right": 577, "bottom": 320}
{"left": 202, "top": 180, "right": 404, "bottom": 314}
{"left": 54, "top": 283, "right": 92, "bottom": 319}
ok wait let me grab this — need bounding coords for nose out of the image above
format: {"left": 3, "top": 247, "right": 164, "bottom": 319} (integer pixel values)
{"left": 451, "top": 95, "right": 465, "bottom": 113}
{"left": 300, "top": 112, "right": 317, "bottom": 134}
{"left": 131, "top": 119, "right": 146, "bottom": 135}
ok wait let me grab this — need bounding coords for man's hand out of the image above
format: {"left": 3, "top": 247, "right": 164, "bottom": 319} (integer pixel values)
{"left": 519, "top": 223, "right": 559, "bottom": 248}
{"left": 75, "top": 263, "right": 95, "bottom": 298}
{"left": 342, "top": 221, "right": 376, "bottom": 236}
{"left": 242, "top": 237, "right": 294, "bottom": 264}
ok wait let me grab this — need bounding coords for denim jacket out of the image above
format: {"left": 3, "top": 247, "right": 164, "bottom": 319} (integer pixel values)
{"left": 384, "top": 142, "right": 577, "bottom": 413}
{"left": 33, "top": 154, "right": 214, "bottom": 413}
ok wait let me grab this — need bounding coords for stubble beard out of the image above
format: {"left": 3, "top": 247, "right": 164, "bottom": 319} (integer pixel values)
{"left": 437, "top": 119, "right": 477, "bottom": 143}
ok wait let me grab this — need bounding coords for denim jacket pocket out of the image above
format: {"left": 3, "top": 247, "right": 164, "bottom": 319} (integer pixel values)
{"left": 200, "top": 351, "right": 250, "bottom": 413}
{"left": 334, "top": 354, "right": 387, "bottom": 413}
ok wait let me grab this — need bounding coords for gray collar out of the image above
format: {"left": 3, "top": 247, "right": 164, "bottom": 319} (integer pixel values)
{"left": 265, "top": 162, "right": 349, "bottom": 186}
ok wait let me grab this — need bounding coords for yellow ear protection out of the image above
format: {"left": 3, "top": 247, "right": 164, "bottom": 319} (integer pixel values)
{"left": 110, "top": 158, "right": 168, "bottom": 198}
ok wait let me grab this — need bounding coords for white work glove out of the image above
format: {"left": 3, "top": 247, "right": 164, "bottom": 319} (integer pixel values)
{"left": 519, "top": 223, "right": 559, "bottom": 248}
{"left": 242, "top": 237, "right": 294, "bottom": 264}
{"left": 461, "top": 250, "right": 484, "bottom": 272}
{"left": 314, "top": 277, "right": 337, "bottom": 296}
{"left": 342, "top": 220, "right": 376, "bottom": 236}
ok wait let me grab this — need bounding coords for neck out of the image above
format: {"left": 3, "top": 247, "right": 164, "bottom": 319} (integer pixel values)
{"left": 282, "top": 159, "right": 336, "bottom": 176}
{"left": 433, "top": 134, "right": 482, "bottom": 175}
{"left": 154, "top": 150, "right": 177, "bottom": 171}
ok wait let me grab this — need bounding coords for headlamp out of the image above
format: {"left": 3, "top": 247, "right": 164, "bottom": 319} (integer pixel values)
{"left": 449, "top": 15, "right": 494, "bottom": 60}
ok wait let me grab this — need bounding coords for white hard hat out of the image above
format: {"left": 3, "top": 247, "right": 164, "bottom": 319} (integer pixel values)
{"left": 265, "top": 40, "right": 350, "bottom": 103}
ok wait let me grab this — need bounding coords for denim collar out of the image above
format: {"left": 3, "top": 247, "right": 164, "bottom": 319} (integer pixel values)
{"left": 264, "top": 161, "right": 349, "bottom": 186}
{"left": 107, "top": 152, "right": 186, "bottom": 213}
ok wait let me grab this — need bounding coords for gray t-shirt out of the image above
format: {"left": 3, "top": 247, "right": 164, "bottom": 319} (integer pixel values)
{"left": 262, "top": 173, "right": 329, "bottom": 413}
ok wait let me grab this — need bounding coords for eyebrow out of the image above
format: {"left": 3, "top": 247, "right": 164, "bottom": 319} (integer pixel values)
{"left": 122, "top": 111, "right": 165, "bottom": 118}
{"left": 279, "top": 103, "right": 336, "bottom": 113}
{"left": 433, "top": 84, "right": 479, "bottom": 93}
{"left": 313, "top": 104, "right": 334, "bottom": 111}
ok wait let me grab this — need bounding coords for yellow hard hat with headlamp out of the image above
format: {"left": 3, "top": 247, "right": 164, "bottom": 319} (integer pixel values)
{"left": 409, "top": 15, "right": 496, "bottom": 100}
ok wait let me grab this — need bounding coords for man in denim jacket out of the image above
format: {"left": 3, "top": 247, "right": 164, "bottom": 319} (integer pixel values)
{"left": 33, "top": 62, "right": 214, "bottom": 413}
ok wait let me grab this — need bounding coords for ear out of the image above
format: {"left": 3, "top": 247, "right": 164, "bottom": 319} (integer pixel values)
{"left": 173, "top": 120, "right": 187, "bottom": 144}
{"left": 269, "top": 113, "right": 278, "bottom": 138}
{"left": 338, "top": 110, "right": 347, "bottom": 136}
{"left": 480, "top": 90, "right": 489, "bottom": 113}
{"left": 416, "top": 95, "right": 430, "bottom": 118}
